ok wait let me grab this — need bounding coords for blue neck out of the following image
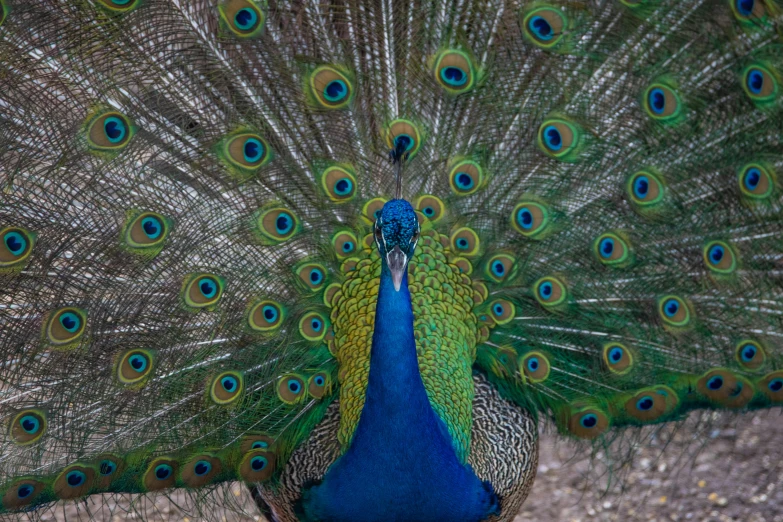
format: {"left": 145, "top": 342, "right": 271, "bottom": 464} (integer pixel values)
{"left": 301, "top": 267, "right": 498, "bottom": 522}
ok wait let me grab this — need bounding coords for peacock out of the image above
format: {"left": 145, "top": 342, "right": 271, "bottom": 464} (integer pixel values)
{"left": 0, "top": 0, "right": 781, "bottom": 520}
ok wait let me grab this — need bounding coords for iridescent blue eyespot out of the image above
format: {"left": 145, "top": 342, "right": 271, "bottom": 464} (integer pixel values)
{"left": 543, "top": 126, "right": 562, "bottom": 151}
{"left": 740, "top": 344, "right": 756, "bottom": 362}
{"left": 310, "top": 319, "right": 322, "bottom": 332}
{"left": 99, "top": 460, "right": 116, "bottom": 475}
{"left": 747, "top": 69, "right": 764, "bottom": 95}
{"left": 648, "top": 88, "right": 666, "bottom": 115}
{"left": 342, "top": 241, "right": 354, "bottom": 253}
{"left": 440, "top": 66, "right": 467, "bottom": 87}
{"left": 140, "top": 217, "right": 162, "bottom": 240}
{"left": 455, "top": 172, "right": 474, "bottom": 190}
{"left": 251, "top": 441, "right": 269, "bottom": 449}
{"left": 580, "top": 414, "right": 598, "bottom": 428}
{"left": 770, "top": 378, "right": 783, "bottom": 392}
{"left": 263, "top": 305, "right": 278, "bottom": 322}
{"left": 66, "top": 470, "right": 86, "bottom": 487}
{"left": 423, "top": 206, "right": 435, "bottom": 217}
{"left": 334, "top": 178, "right": 353, "bottom": 196}
{"left": 599, "top": 237, "right": 615, "bottom": 259}
{"left": 539, "top": 282, "right": 553, "bottom": 299}
{"left": 633, "top": 176, "right": 649, "bottom": 199}
{"left": 527, "top": 357, "right": 539, "bottom": 372}
{"left": 222, "top": 376, "right": 238, "bottom": 393}
{"left": 154, "top": 464, "right": 172, "bottom": 480}
{"left": 517, "top": 208, "right": 533, "bottom": 229}
{"left": 491, "top": 260, "right": 505, "bottom": 277}
{"left": 492, "top": 303, "right": 504, "bottom": 316}
{"left": 314, "top": 375, "right": 325, "bottom": 386}
{"left": 251, "top": 455, "right": 267, "bottom": 471}
{"left": 199, "top": 278, "right": 218, "bottom": 299}
{"left": 59, "top": 312, "right": 81, "bottom": 333}
{"left": 394, "top": 134, "right": 414, "bottom": 152}
{"left": 744, "top": 168, "right": 761, "bottom": 191}
{"left": 243, "top": 138, "right": 264, "bottom": 163}
{"left": 636, "top": 396, "right": 654, "bottom": 411}
{"left": 129, "top": 354, "right": 148, "bottom": 373}
{"left": 707, "top": 375, "right": 724, "bottom": 390}
{"left": 17, "top": 485, "right": 33, "bottom": 499}
{"left": 194, "top": 461, "right": 212, "bottom": 476}
{"left": 4, "top": 231, "right": 27, "bottom": 256}
{"left": 235, "top": 7, "right": 258, "bottom": 30}
{"left": 528, "top": 16, "right": 553, "bottom": 41}
{"left": 275, "top": 213, "right": 294, "bottom": 235}
{"left": 456, "top": 238, "right": 469, "bottom": 250}
{"left": 20, "top": 415, "right": 40, "bottom": 434}
{"left": 324, "top": 80, "right": 348, "bottom": 103}
{"left": 310, "top": 269, "right": 323, "bottom": 284}
{"left": 103, "top": 117, "right": 127, "bottom": 144}
{"left": 736, "top": 0, "right": 754, "bottom": 16}
{"left": 663, "top": 299, "right": 679, "bottom": 318}
{"left": 288, "top": 380, "right": 301, "bottom": 393}
{"left": 609, "top": 347, "right": 623, "bottom": 363}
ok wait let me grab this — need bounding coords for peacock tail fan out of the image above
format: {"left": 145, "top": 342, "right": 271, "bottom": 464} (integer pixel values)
{"left": 0, "top": 0, "right": 781, "bottom": 519}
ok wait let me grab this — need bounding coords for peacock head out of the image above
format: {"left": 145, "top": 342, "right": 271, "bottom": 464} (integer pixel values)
{"left": 374, "top": 199, "right": 420, "bottom": 291}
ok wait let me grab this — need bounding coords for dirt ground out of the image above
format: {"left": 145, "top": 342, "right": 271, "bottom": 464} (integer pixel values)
{"left": 23, "top": 408, "right": 783, "bottom": 522}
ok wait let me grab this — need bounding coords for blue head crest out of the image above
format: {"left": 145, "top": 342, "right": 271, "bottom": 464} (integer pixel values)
{"left": 375, "top": 199, "right": 419, "bottom": 290}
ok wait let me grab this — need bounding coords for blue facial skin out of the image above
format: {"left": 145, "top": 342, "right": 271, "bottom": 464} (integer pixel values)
{"left": 374, "top": 199, "right": 420, "bottom": 291}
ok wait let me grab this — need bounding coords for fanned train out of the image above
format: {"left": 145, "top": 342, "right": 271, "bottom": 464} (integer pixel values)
{"left": 0, "top": 0, "right": 781, "bottom": 521}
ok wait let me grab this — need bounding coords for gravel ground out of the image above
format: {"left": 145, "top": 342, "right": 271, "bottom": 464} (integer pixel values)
{"left": 20, "top": 409, "right": 783, "bottom": 522}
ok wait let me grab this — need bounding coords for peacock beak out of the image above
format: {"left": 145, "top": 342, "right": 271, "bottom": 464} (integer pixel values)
{"left": 387, "top": 245, "right": 408, "bottom": 292}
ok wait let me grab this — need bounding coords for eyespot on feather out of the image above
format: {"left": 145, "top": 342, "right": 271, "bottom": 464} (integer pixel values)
{"left": 520, "top": 351, "right": 551, "bottom": 383}
{"left": 9, "top": 410, "right": 46, "bottom": 445}
{"left": 735, "top": 339, "right": 767, "bottom": 371}
{"left": 415, "top": 195, "right": 445, "bottom": 223}
{"left": 602, "top": 343, "right": 634, "bottom": 375}
{"left": 697, "top": 369, "right": 754, "bottom": 408}
{"left": 219, "top": 0, "right": 265, "bottom": 38}
{"left": 309, "top": 66, "right": 354, "bottom": 109}
{"left": 299, "top": 312, "right": 329, "bottom": 342}
{"left": 210, "top": 371, "right": 244, "bottom": 405}
{"left": 222, "top": 132, "right": 271, "bottom": 173}
{"left": 623, "top": 387, "right": 672, "bottom": 422}
{"left": 450, "top": 227, "right": 480, "bottom": 256}
{"left": 94, "top": 454, "right": 124, "bottom": 490}
{"left": 182, "top": 273, "right": 224, "bottom": 309}
{"left": 255, "top": 207, "right": 299, "bottom": 243}
{"left": 122, "top": 211, "right": 171, "bottom": 252}
{"left": 116, "top": 349, "right": 155, "bottom": 387}
{"left": 54, "top": 464, "right": 95, "bottom": 500}
{"left": 741, "top": 64, "right": 779, "bottom": 104}
{"left": 593, "top": 232, "right": 631, "bottom": 266}
{"left": 308, "top": 372, "right": 331, "bottom": 399}
{"left": 759, "top": 371, "right": 783, "bottom": 402}
{"left": 86, "top": 111, "right": 134, "bottom": 151}
{"left": 240, "top": 433, "right": 275, "bottom": 454}
{"left": 239, "top": 449, "right": 276, "bottom": 482}
{"left": 485, "top": 253, "right": 515, "bottom": 283}
{"left": 433, "top": 50, "right": 477, "bottom": 93}
{"left": 385, "top": 119, "right": 422, "bottom": 159}
{"left": 321, "top": 165, "right": 357, "bottom": 202}
{"left": 96, "top": 0, "right": 141, "bottom": 12}
{"left": 512, "top": 201, "right": 551, "bottom": 238}
{"left": 2, "top": 479, "right": 45, "bottom": 510}
{"left": 730, "top": 0, "right": 767, "bottom": 20}
{"left": 703, "top": 240, "right": 738, "bottom": 274}
{"left": 295, "top": 263, "right": 328, "bottom": 292}
{"left": 143, "top": 459, "right": 177, "bottom": 491}
{"left": 534, "top": 276, "right": 568, "bottom": 308}
{"left": 522, "top": 6, "right": 566, "bottom": 49}
{"left": 332, "top": 231, "right": 358, "bottom": 259}
{"left": 566, "top": 408, "right": 609, "bottom": 439}
{"left": 44, "top": 307, "right": 87, "bottom": 348}
{"left": 0, "top": 226, "right": 36, "bottom": 270}
{"left": 487, "top": 299, "right": 515, "bottom": 325}
{"left": 449, "top": 160, "right": 484, "bottom": 195}
{"left": 362, "top": 198, "right": 388, "bottom": 224}
{"left": 657, "top": 295, "right": 692, "bottom": 328}
{"left": 643, "top": 83, "right": 683, "bottom": 121}
{"left": 626, "top": 170, "right": 665, "bottom": 207}
{"left": 248, "top": 299, "right": 284, "bottom": 332}
{"left": 181, "top": 455, "right": 222, "bottom": 488}
{"left": 537, "top": 118, "right": 581, "bottom": 160}
{"left": 277, "top": 374, "right": 306, "bottom": 404}
{"left": 738, "top": 163, "right": 775, "bottom": 199}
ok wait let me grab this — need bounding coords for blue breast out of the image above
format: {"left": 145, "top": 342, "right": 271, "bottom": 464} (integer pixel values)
{"left": 299, "top": 269, "right": 499, "bottom": 521}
